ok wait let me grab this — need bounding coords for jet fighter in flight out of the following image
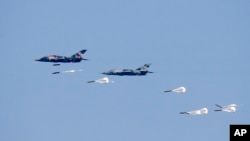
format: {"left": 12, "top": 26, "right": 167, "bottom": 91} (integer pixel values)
{"left": 35, "top": 49, "right": 88, "bottom": 65}
{"left": 102, "top": 64, "right": 153, "bottom": 76}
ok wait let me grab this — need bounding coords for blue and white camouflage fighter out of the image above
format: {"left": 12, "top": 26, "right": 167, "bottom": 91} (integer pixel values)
{"left": 35, "top": 49, "right": 88, "bottom": 65}
{"left": 102, "top": 64, "right": 153, "bottom": 76}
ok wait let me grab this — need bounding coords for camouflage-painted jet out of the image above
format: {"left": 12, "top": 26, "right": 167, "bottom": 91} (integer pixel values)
{"left": 102, "top": 64, "right": 153, "bottom": 76}
{"left": 35, "top": 49, "right": 88, "bottom": 65}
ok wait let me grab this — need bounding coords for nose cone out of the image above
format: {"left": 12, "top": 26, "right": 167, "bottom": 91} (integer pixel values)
{"left": 35, "top": 57, "right": 46, "bottom": 62}
{"left": 102, "top": 72, "right": 108, "bottom": 75}
{"left": 102, "top": 70, "right": 113, "bottom": 75}
{"left": 35, "top": 58, "right": 41, "bottom": 61}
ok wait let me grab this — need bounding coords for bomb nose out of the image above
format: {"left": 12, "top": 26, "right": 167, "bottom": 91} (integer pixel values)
{"left": 102, "top": 72, "right": 107, "bottom": 75}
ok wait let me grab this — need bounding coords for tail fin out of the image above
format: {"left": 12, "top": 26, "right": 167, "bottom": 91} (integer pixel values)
{"left": 71, "top": 49, "right": 88, "bottom": 60}
{"left": 136, "top": 64, "right": 151, "bottom": 70}
{"left": 215, "top": 104, "right": 222, "bottom": 108}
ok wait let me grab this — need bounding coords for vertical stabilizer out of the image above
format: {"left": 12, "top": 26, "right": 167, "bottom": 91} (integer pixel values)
{"left": 71, "top": 49, "right": 88, "bottom": 60}
{"left": 136, "top": 64, "right": 151, "bottom": 70}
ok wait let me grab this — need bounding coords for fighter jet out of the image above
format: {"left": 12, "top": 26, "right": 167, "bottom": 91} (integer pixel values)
{"left": 35, "top": 49, "right": 88, "bottom": 65}
{"left": 102, "top": 64, "right": 153, "bottom": 76}
{"left": 180, "top": 108, "right": 208, "bottom": 115}
{"left": 214, "top": 104, "right": 237, "bottom": 112}
{"left": 87, "top": 77, "right": 114, "bottom": 84}
{"left": 164, "top": 86, "right": 186, "bottom": 93}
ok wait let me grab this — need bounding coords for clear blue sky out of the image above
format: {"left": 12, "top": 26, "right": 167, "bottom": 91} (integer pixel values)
{"left": 1, "top": 0, "right": 250, "bottom": 141}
